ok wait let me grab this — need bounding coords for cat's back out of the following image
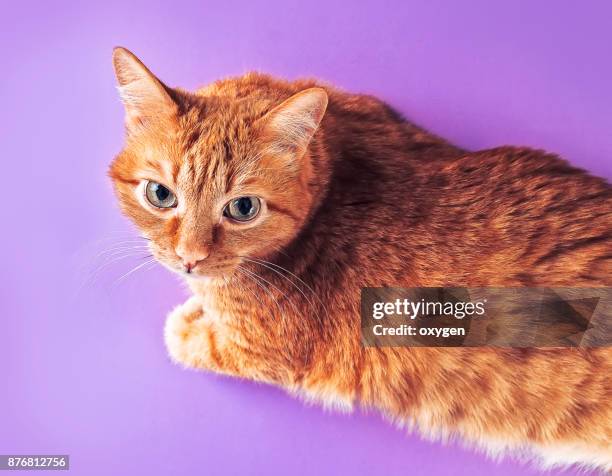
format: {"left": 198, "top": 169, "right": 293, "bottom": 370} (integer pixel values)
{"left": 422, "top": 147, "right": 612, "bottom": 285}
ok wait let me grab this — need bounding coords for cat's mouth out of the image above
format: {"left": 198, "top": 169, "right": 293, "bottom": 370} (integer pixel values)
{"left": 148, "top": 245, "right": 242, "bottom": 280}
{"left": 163, "top": 258, "right": 241, "bottom": 280}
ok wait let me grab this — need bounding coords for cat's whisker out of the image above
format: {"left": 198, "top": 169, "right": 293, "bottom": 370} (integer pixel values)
{"left": 86, "top": 249, "right": 152, "bottom": 275}
{"left": 235, "top": 266, "right": 285, "bottom": 319}
{"left": 239, "top": 256, "right": 321, "bottom": 321}
{"left": 112, "top": 257, "right": 158, "bottom": 287}
{"left": 232, "top": 267, "right": 268, "bottom": 311}
{"left": 141, "top": 259, "right": 160, "bottom": 274}
{"left": 269, "top": 245, "right": 291, "bottom": 259}
{"left": 75, "top": 237, "right": 151, "bottom": 273}
{"left": 240, "top": 256, "right": 327, "bottom": 321}
{"left": 237, "top": 265, "right": 302, "bottom": 319}
{"left": 83, "top": 253, "right": 153, "bottom": 285}
{"left": 73, "top": 252, "right": 154, "bottom": 298}
{"left": 234, "top": 267, "right": 276, "bottom": 319}
{"left": 83, "top": 235, "right": 150, "bottom": 251}
{"left": 92, "top": 245, "right": 150, "bottom": 261}
{"left": 80, "top": 237, "right": 149, "bottom": 254}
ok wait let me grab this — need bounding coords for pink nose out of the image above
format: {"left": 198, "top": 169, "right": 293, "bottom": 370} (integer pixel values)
{"left": 176, "top": 246, "right": 210, "bottom": 274}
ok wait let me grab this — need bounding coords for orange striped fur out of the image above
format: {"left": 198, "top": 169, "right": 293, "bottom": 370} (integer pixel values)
{"left": 110, "top": 48, "right": 612, "bottom": 472}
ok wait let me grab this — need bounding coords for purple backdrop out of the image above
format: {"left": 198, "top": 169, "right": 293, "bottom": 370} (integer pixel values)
{"left": 1, "top": 1, "right": 610, "bottom": 475}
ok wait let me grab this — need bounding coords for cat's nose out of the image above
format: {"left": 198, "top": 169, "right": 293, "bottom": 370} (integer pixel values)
{"left": 176, "top": 245, "right": 210, "bottom": 273}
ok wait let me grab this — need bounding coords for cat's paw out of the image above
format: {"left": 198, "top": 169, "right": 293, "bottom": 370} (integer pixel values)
{"left": 164, "top": 296, "right": 210, "bottom": 369}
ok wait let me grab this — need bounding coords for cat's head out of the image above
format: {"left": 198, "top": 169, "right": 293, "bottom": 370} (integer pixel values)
{"left": 109, "top": 47, "right": 328, "bottom": 279}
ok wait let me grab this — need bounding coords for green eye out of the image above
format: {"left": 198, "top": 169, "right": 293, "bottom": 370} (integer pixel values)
{"left": 145, "top": 181, "right": 177, "bottom": 209}
{"left": 224, "top": 196, "right": 261, "bottom": 222}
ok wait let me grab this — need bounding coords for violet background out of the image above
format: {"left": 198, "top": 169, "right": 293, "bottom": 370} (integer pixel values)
{"left": 1, "top": 1, "right": 610, "bottom": 475}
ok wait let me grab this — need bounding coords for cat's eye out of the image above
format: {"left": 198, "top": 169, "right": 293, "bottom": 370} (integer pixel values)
{"left": 223, "top": 196, "right": 261, "bottom": 222}
{"left": 144, "top": 181, "right": 178, "bottom": 209}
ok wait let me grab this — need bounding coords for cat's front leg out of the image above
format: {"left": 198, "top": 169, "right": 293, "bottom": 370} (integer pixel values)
{"left": 164, "top": 296, "right": 232, "bottom": 374}
{"left": 164, "top": 296, "right": 294, "bottom": 385}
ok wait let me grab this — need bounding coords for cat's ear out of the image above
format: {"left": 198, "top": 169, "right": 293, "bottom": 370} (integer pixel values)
{"left": 112, "top": 47, "right": 178, "bottom": 132}
{"left": 259, "top": 88, "right": 328, "bottom": 157}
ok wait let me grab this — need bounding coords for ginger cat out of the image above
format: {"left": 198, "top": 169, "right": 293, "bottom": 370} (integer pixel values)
{"left": 109, "top": 47, "right": 612, "bottom": 472}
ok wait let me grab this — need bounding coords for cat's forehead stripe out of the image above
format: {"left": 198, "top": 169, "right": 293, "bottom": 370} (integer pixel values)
{"left": 143, "top": 158, "right": 176, "bottom": 183}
